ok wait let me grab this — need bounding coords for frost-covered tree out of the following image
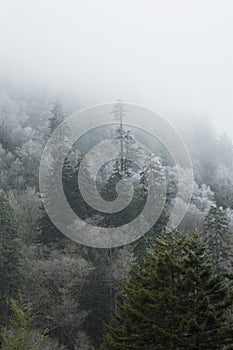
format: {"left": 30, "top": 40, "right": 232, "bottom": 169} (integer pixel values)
{"left": 21, "top": 245, "right": 92, "bottom": 349}
{"left": 204, "top": 205, "right": 232, "bottom": 271}
{"left": 8, "top": 188, "right": 41, "bottom": 243}
{"left": 211, "top": 165, "right": 233, "bottom": 209}
{"left": 191, "top": 183, "right": 215, "bottom": 212}
{"left": 48, "top": 100, "right": 65, "bottom": 135}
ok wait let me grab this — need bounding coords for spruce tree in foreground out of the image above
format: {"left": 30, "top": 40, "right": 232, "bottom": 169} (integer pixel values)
{"left": 101, "top": 230, "right": 233, "bottom": 349}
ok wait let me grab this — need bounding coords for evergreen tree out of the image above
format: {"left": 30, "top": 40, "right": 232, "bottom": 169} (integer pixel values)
{"left": 72, "top": 154, "right": 98, "bottom": 220}
{"left": 37, "top": 156, "right": 75, "bottom": 246}
{"left": 101, "top": 230, "right": 233, "bottom": 349}
{"left": 48, "top": 100, "right": 64, "bottom": 135}
{"left": 37, "top": 153, "right": 96, "bottom": 245}
{"left": 204, "top": 205, "right": 232, "bottom": 271}
{"left": 112, "top": 99, "right": 126, "bottom": 173}
{"left": 134, "top": 156, "right": 169, "bottom": 257}
{"left": 36, "top": 206, "right": 66, "bottom": 246}
{"left": 1, "top": 297, "right": 48, "bottom": 350}
{"left": 36, "top": 156, "right": 73, "bottom": 246}
{"left": 123, "top": 130, "right": 135, "bottom": 177}
{"left": 100, "top": 161, "right": 122, "bottom": 204}
{"left": 0, "top": 192, "right": 20, "bottom": 326}
{"left": 100, "top": 168, "right": 146, "bottom": 229}
{"left": 80, "top": 251, "right": 112, "bottom": 347}
{"left": 0, "top": 121, "right": 13, "bottom": 152}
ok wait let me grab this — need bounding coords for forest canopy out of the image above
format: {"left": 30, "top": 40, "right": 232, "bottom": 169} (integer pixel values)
{"left": 0, "top": 87, "right": 233, "bottom": 349}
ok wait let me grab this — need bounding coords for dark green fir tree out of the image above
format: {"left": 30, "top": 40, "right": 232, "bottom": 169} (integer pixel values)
{"left": 101, "top": 230, "right": 233, "bottom": 349}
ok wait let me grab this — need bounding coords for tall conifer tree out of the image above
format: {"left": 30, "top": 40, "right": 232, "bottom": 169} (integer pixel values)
{"left": 101, "top": 230, "right": 233, "bottom": 349}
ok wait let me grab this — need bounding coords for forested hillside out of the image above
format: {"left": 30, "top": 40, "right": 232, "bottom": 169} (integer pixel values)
{"left": 1, "top": 87, "right": 233, "bottom": 349}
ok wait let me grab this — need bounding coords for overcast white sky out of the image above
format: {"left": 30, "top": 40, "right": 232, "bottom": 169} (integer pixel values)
{"left": 0, "top": 0, "right": 233, "bottom": 136}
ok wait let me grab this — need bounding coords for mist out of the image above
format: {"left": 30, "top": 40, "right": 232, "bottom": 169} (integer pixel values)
{"left": 2, "top": 2, "right": 233, "bottom": 349}
{"left": 0, "top": 0, "right": 233, "bottom": 136}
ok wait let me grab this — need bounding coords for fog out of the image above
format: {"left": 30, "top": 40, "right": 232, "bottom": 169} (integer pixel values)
{"left": 0, "top": 0, "right": 233, "bottom": 136}
{"left": 1, "top": 3, "right": 233, "bottom": 347}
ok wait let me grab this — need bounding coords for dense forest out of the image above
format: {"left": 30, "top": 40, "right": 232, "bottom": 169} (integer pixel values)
{"left": 1, "top": 86, "right": 233, "bottom": 350}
